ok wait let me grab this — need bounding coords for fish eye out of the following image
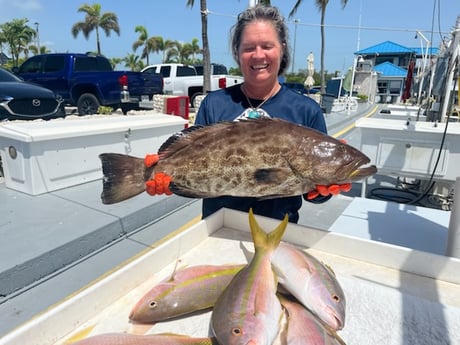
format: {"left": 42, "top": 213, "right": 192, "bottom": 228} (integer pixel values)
{"left": 332, "top": 294, "right": 340, "bottom": 302}
{"left": 231, "top": 327, "right": 243, "bottom": 336}
{"left": 149, "top": 301, "right": 158, "bottom": 309}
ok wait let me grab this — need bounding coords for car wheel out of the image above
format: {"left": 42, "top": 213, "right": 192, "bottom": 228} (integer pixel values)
{"left": 77, "top": 93, "right": 100, "bottom": 115}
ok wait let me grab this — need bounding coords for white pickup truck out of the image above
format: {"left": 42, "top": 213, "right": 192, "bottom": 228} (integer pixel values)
{"left": 141, "top": 63, "right": 244, "bottom": 107}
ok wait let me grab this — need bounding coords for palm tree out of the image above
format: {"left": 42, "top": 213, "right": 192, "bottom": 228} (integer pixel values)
{"left": 0, "top": 18, "right": 35, "bottom": 66}
{"left": 109, "top": 57, "right": 123, "bottom": 69}
{"left": 71, "top": 3, "right": 120, "bottom": 55}
{"left": 186, "top": 0, "right": 211, "bottom": 94}
{"left": 289, "top": 0, "right": 348, "bottom": 93}
{"left": 155, "top": 37, "right": 175, "bottom": 63}
{"left": 123, "top": 53, "right": 144, "bottom": 71}
{"left": 165, "top": 40, "right": 195, "bottom": 64}
{"left": 28, "top": 44, "right": 50, "bottom": 55}
{"left": 132, "top": 25, "right": 159, "bottom": 65}
{"left": 188, "top": 38, "right": 202, "bottom": 63}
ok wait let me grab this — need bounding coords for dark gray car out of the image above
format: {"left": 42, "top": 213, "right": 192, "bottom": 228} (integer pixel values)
{"left": 0, "top": 66, "right": 64, "bottom": 120}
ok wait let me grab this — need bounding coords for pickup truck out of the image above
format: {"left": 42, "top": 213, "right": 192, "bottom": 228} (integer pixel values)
{"left": 141, "top": 63, "right": 243, "bottom": 107}
{"left": 13, "top": 53, "right": 163, "bottom": 115}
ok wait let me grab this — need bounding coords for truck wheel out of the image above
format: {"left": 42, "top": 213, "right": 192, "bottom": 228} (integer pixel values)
{"left": 77, "top": 93, "right": 100, "bottom": 115}
{"left": 191, "top": 92, "right": 205, "bottom": 109}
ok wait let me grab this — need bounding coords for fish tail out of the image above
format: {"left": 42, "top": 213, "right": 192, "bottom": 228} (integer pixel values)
{"left": 99, "top": 153, "right": 153, "bottom": 204}
{"left": 248, "top": 209, "right": 288, "bottom": 252}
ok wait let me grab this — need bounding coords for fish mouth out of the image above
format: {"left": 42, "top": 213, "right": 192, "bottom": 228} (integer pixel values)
{"left": 332, "top": 315, "right": 344, "bottom": 331}
{"left": 349, "top": 163, "right": 377, "bottom": 179}
{"left": 342, "top": 158, "right": 377, "bottom": 181}
{"left": 325, "top": 306, "right": 344, "bottom": 331}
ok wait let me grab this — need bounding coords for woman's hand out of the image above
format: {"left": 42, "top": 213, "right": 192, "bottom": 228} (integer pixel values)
{"left": 144, "top": 153, "right": 173, "bottom": 196}
{"left": 305, "top": 183, "right": 352, "bottom": 200}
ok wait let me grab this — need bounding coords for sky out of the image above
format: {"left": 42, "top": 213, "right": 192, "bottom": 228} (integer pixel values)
{"left": 1, "top": 0, "right": 459, "bottom": 74}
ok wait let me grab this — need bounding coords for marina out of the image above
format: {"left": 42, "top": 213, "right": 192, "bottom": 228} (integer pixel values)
{"left": 1, "top": 9, "right": 460, "bottom": 345}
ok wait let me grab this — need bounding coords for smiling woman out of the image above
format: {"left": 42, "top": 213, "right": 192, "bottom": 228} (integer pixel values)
{"left": 187, "top": 5, "right": 352, "bottom": 223}
{"left": 0, "top": 67, "right": 65, "bottom": 121}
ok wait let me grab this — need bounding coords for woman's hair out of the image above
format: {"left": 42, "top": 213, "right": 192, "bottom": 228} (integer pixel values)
{"left": 231, "top": 5, "right": 290, "bottom": 76}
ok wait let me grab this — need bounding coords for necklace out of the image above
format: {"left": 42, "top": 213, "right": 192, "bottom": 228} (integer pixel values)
{"left": 241, "top": 84, "right": 278, "bottom": 119}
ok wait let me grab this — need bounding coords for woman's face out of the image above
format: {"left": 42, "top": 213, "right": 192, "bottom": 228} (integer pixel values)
{"left": 238, "top": 20, "right": 283, "bottom": 87}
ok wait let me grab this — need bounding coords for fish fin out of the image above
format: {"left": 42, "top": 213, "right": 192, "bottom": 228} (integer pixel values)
{"left": 157, "top": 125, "right": 205, "bottom": 159}
{"left": 99, "top": 153, "right": 153, "bottom": 204}
{"left": 253, "top": 168, "right": 291, "bottom": 184}
{"left": 168, "top": 182, "right": 210, "bottom": 199}
{"left": 63, "top": 325, "right": 96, "bottom": 343}
{"left": 248, "top": 209, "right": 288, "bottom": 253}
{"left": 167, "top": 259, "right": 186, "bottom": 282}
{"left": 323, "top": 263, "right": 337, "bottom": 277}
{"left": 239, "top": 241, "right": 254, "bottom": 263}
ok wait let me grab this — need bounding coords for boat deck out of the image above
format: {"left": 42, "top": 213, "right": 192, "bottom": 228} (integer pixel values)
{"left": 0, "top": 103, "right": 454, "bottom": 340}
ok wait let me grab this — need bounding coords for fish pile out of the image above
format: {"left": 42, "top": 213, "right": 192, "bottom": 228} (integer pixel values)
{"left": 70, "top": 210, "right": 347, "bottom": 345}
{"left": 99, "top": 117, "right": 377, "bottom": 204}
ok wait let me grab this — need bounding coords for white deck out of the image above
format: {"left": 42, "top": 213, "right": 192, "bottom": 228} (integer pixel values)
{"left": 0, "top": 103, "right": 457, "bottom": 343}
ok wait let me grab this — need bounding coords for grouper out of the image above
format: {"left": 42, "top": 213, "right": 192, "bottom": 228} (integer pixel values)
{"left": 99, "top": 118, "right": 377, "bottom": 204}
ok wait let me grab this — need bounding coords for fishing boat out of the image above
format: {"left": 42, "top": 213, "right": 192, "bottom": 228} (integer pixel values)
{"left": 1, "top": 12, "right": 460, "bottom": 345}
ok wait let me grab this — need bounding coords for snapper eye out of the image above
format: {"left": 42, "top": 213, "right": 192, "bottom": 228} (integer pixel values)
{"left": 332, "top": 294, "right": 340, "bottom": 303}
{"left": 149, "top": 300, "right": 158, "bottom": 309}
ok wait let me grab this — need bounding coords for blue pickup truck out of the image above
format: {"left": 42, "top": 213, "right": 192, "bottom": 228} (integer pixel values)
{"left": 13, "top": 53, "right": 163, "bottom": 115}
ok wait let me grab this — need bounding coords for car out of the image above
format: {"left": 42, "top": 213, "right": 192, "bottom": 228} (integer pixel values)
{"left": 0, "top": 66, "right": 65, "bottom": 120}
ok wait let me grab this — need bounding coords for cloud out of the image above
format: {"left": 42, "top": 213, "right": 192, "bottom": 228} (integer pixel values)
{"left": 0, "top": 0, "right": 41, "bottom": 11}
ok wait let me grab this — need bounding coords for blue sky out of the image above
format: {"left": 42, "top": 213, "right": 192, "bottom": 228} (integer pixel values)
{"left": 1, "top": 0, "right": 458, "bottom": 74}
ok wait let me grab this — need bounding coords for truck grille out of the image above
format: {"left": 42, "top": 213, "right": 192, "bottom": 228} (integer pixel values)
{"left": 7, "top": 99, "right": 60, "bottom": 116}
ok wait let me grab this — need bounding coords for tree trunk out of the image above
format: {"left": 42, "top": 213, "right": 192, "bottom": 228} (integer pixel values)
{"left": 201, "top": 0, "right": 211, "bottom": 94}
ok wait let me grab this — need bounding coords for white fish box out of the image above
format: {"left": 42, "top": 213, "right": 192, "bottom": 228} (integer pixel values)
{"left": 0, "top": 114, "right": 187, "bottom": 195}
{"left": 0, "top": 208, "right": 459, "bottom": 345}
{"left": 355, "top": 118, "right": 460, "bottom": 182}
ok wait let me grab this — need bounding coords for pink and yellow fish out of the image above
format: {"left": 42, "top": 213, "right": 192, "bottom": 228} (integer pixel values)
{"left": 272, "top": 241, "right": 346, "bottom": 330}
{"left": 69, "top": 332, "right": 217, "bottom": 345}
{"left": 129, "top": 264, "right": 245, "bottom": 323}
{"left": 278, "top": 295, "right": 347, "bottom": 345}
{"left": 211, "top": 209, "right": 288, "bottom": 345}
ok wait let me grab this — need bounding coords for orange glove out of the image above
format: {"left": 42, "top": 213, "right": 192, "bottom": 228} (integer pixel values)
{"left": 145, "top": 172, "right": 173, "bottom": 196}
{"left": 144, "top": 153, "right": 160, "bottom": 168}
{"left": 144, "top": 154, "right": 173, "bottom": 196}
{"left": 305, "top": 183, "right": 352, "bottom": 200}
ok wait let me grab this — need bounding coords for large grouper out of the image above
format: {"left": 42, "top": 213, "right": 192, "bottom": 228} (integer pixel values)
{"left": 99, "top": 118, "right": 377, "bottom": 204}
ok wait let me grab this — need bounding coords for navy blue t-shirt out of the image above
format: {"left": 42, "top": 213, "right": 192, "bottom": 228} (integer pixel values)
{"left": 194, "top": 84, "right": 330, "bottom": 223}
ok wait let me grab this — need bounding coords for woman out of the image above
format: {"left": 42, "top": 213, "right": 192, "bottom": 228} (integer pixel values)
{"left": 192, "top": 5, "right": 349, "bottom": 223}
{"left": 145, "top": 5, "right": 350, "bottom": 223}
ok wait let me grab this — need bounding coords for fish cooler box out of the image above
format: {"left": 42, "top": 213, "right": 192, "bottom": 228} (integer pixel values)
{"left": 0, "top": 113, "right": 187, "bottom": 195}
{"left": 1, "top": 208, "right": 459, "bottom": 345}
